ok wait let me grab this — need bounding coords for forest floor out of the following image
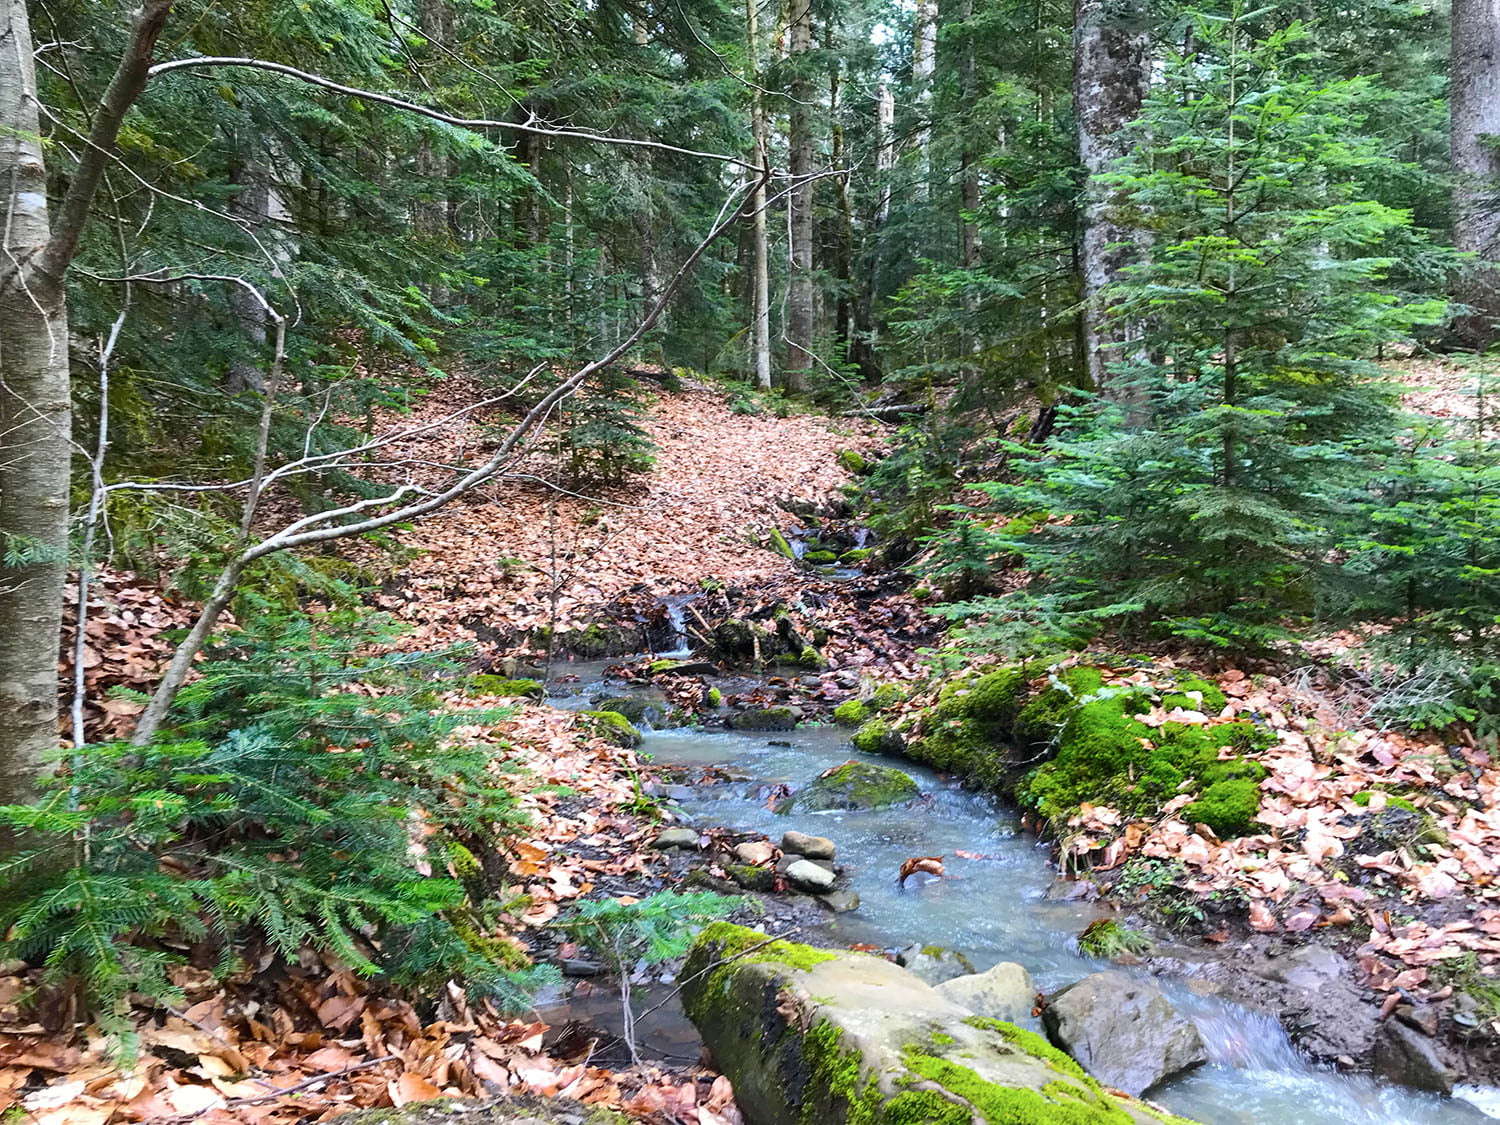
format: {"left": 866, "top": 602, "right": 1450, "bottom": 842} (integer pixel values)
{"left": 13, "top": 368, "right": 1500, "bottom": 1123}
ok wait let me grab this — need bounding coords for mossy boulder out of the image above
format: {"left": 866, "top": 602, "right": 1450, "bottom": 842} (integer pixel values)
{"left": 777, "top": 760, "right": 918, "bottom": 813}
{"left": 906, "top": 667, "right": 1031, "bottom": 789}
{"left": 553, "top": 623, "right": 638, "bottom": 658}
{"left": 593, "top": 695, "right": 651, "bottom": 724}
{"left": 680, "top": 923, "right": 1196, "bottom": 1125}
{"left": 833, "top": 699, "right": 872, "bottom": 727}
{"left": 467, "top": 675, "right": 545, "bottom": 700}
{"left": 728, "top": 706, "right": 798, "bottom": 732}
{"left": 804, "top": 549, "right": 839, "bottom": 564}
{"left": 840, "top": 548, "right": 874, "bottom": 564}
{"left": 582, "top": 709, "right": 643, "bottom": 748}
{"left": 850, "top": 718, "right": 905, "bottom": 756}
{"left": 767, "top": 528, "right": 796, "bottom": 559}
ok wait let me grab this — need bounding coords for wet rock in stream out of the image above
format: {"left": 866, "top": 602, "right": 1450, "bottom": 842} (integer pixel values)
{"left": 1042, "top": 971, "right": 1208, "bottom": 1097}
{"left": 895, "top": 942, "right": 977, "bottom": 985}
{"left": 776, "top": 760, "right": 919, "bottom": 813}
{"left": 780, "top": 830, "right": 836, "bottom": 860}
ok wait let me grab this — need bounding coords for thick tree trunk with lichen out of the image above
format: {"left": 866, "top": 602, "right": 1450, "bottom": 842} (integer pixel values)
{"left": 1074, "top": 0, "right": 1150, "bottom": 396}
{"left": 0, "top": 0, "right": 173, "bottom": 812}
{"left": 1452, "top": 0, "right": 1500, "bottom": 349}
{"left": 0, "top": 0, "right": 69, "bottom": 806}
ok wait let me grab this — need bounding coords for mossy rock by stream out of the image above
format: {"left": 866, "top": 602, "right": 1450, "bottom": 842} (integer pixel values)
{"left": 680, "top": 923, "right": 1198, "bottom": 1125}
{"left": 902, "top": 663, "right": 1272, "bottom": 830}
{"left": 466, "top": 675, "right": 545, "bottom": 700}
{"left": 581, "top": 709, "right": 643, "bottom": 748}
{"left": 777, "top": 760, "right": 919, "bottom": 813}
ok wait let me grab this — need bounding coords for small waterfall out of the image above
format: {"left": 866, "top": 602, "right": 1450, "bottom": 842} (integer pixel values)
{"left": 1186, "top": 997, "right": 1306, "bottom": 1072}
{"left": 656, "top": 594, "right": 698, "bottom": 659}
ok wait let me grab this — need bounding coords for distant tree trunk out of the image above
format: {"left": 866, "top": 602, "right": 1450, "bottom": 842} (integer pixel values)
{"left": 0, "top": 0, "right": 173, "bottom": 813}
{"left": 1073, "top": 0, "right": 1150, "bottom": 396}
{"left": 828, "top": 21, "right": 855, "bottom": 361}
{"left": 955, "top": 0, "right": 981, "bottom": 385}
{"left": 226, "top": 152, "right": 271, "bottom": 392}
{"left": 414, "top": 0, "right": 456, "bottom": 249}
{"left": 785, "top": 0, "right": 815, "bottom": 393}
{"left": 876, "top": 81, "right": 895, "bottom": 223}
{"left": 747, "top": 0, "right": 772, "bottom": 389}
{"left": 1452, "top": 0, "right": 1500, "bottom": 350}
{"left": 912, "top": 0, "right": 938, "bottom": 201}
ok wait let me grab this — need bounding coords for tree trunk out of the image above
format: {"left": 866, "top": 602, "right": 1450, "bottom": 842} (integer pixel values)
{"left": 0, "top": 0, "right": 173, "bottom": 811}
{"left": 226, "top": 152, "right": 271, "bottom": 393}
{"left": 1452, "top": 0, "right": 1500, "bottom": 350}
{"left": 785, "top": 0, "right": 815, "bottom": 393}
{"left": 912, "top": 0, "right": 938, "bottom": 202}
{"left": 1073, "top": 0, "right": 1150, "bottom": 396}
{"left": 747, "top": 0, "right": 772, "bottom": 389}
{"left": 955, "top": 0, "right": 981, "bottom": 386}
{"left": 828, "top": 20, "right": 854, "bottom": 361}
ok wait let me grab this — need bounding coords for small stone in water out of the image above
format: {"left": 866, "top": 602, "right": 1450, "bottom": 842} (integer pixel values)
{"left": 818, "top": 889, "right": 860, "bottom": 913}
{"left": 785, "top": 859, "right": 837, "bottom": 892}
{"left": 781, "top": 830, "right": 836, "bottom": 860}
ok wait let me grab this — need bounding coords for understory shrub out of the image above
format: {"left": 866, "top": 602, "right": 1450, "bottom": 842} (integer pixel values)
{"left": 0, "top": 608, "right": 552, "bottom": 1051}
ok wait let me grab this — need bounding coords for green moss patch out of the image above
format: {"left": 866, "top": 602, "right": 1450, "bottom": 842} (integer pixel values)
{"left": 467, "top": 675, "right": 544, "bottom": 699}
{"left": 778, "top": 760, "right": 918, "bottom": 813}
{"left": 582, "top": 709, "right": 643, "bottom": 748}
{"left": 834, "top": 699, "right": 872, "bottom": 727}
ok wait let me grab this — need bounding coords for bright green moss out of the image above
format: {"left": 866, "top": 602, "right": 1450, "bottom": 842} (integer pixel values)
{"left": 1012, "top": 667, "right": 1106, "bottom": 749}
{"left": 869, "top": 683, "right": 904, "bottom": 711}
{"left": 1161, "top": 675, "right": 1228, "bottom": 715}
{"left": 805, "top": 550, "right": 839, "bottom": 564}
{"left": 1182, "top": 778, "right": 1263, "bottom": 837}
{"left": 901, "top": 1047, "right": 1129, "bottom": 1125}
{"left": 468, "top": 675, "right": 544, "bottom": 699}
{"left": 768, "top": 528, "right": 796, "bottom": 558}
{"left": 706, "top": 687, "right": 723, "bottom": 708}
{"left": 851, "top": 717, "right": 904, "bottom": 755}
{"left": 780, "top": 760, "right": 918, "bottom": 812}
{"left": 1351, "top": 790, "right": 1419, "bottom": 814}
{"left": 837, "top": 449, "right": 869, "bottom": 474}
{"left": 834, "top": 699, "right": 873, "bottom": 727}
{"left": 965, "top": 669, "right": 1028, "bottom": 726}
{"left": 582, "top": 709, "right": 643, "bottom": 748}
{"left": 964, "top": 1018, "right": 1091, "bottom": 1086}
{"left": 840, "top": 548, "right": 874, "bottom": 564}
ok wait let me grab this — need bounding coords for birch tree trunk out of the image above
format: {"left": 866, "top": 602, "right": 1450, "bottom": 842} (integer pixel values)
{"left": 747, "top": 0, "right": 772, "bottom": 389}
{"left": 785, "top": 0, "right": 814, "bottom": 393}
{"left": 1073, "top": 0, "right": 1150, "bottom": 396}
{"left": 1452, "top": 0, "right": 1500, "bottom": 350}
{"left": 0, "top": 0, "right": 173, "bottom": 810}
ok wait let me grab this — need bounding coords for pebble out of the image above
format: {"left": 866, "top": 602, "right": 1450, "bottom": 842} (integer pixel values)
{"left": 817, "top": 889, "right": 860, "bottom": 913}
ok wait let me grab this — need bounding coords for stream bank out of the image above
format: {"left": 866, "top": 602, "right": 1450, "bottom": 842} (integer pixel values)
{"left": 532, "top": 652, "right": 1500, "bottom": 1124}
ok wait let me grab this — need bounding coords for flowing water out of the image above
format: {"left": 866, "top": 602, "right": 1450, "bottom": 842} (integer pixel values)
{"left": 549, "top": 664, "right": 1499, "bottom": 1124}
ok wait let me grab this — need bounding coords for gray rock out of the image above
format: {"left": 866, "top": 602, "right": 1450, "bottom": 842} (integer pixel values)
{"left": 785, "top": 859, "right": 837, "bottom": 892}
{"left": 680, "top": 926, "right": 1195, "bottom": 1125}
{"left": 1043, "top": 878, "right": 1098, "bottom": 903}
{"left": 817, "top": 889, "right": 861, "bottom": 913}
{"left": 728, "top": 706, "right": 797, "bottom": 731}
{"left": 934, "top": 961, "right": 1036, "bottom": 1022}
{"left": 781, "top": 830, "right": 836, "bottom": 861}
{"left": 1373, "top": 1019, "right": 1454, "bottom": 1095}
{"left": 895, "top": 943, "right": 976, "bottom": 986}
{"left": 1042, "top": 971, "right": 1207, "bottom": 1096}
{"left": 651, "top": 827, "right": 699, "bottom": 850}
{"left": 1261, "top": 944, "right": 1345, "bottom": 991}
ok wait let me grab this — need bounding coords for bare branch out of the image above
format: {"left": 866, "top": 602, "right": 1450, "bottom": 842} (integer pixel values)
{"left": 146, "top": 56, "right": 759, "bottom": 171}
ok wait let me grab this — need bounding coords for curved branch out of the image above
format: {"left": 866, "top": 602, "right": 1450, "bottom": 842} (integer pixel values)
{"left": 145, "top": 56, "right": 758, "bottom": 171}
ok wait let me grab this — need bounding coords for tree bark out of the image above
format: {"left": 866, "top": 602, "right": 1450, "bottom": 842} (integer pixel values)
{"left": 747, "top": 0, "right": 772, "bottom": 389}
{"left": 1073, "top": 0, "right": 1150, "bottom": 395}
{"left": 0, "top": 0, "right": 173, "bottom": 809}
{"left": 785, "top": 0, "right": 815, "bottom": 393}
{"left": 1452, "top": 0, "right": 1500, "bottom": 349}
{"left": 912, "top": 0, "right": 938, "bottom": 202}
{"left": 226, "top": 153, "right": 271, "bottom": 393}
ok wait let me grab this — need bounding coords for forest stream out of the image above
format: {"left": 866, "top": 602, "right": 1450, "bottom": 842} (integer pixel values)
{"left": 542, "top": 658, "right": 1500, "bottom": 1125}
